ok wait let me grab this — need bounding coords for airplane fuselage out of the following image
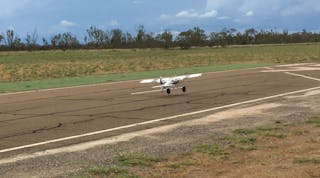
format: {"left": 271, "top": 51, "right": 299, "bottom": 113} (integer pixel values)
{"left": 139, "top": 73, "right": 202, "bottom": 95}
{"left": 162, "top": 79, "right": 180, "bottom": 89}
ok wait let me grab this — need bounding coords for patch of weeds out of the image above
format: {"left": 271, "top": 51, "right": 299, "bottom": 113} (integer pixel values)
{"left": 226, "top": 129, "right": 258, "bottom": 151}
{"left": 282, "top": 122, "right": 295, "bottom": 127}
{"left": 256, "top": 126, "right": 281, "bottom": 132}
{"left": 231, "top": 160, "right": 241, "bottom": 164}
{"left": 263, "top": 132, "right": 286, "bottom": 139}
{"left": 117, "top": 152, "right": 163, "bottom": 167}
{"left": 195, "top": 144, "right": 229, "bottom": 160}
{"left": 233, "top": 128, "right": 256, "bottom": 135}
{"left": 219, "top": 136, "right": 233, "bottom": 141}
{"left": 166, "top": 162, "right": 181, "bottom": 169}
{"left": 237, "top": 136, "right": 256, "bottom": 144}
{"left": 180, "top": 151, "right": 193, "bottom": 157}
{"left": 306, "top": 116, "right": 320, "bottom": 127}
{"left": 87, "top": 166, "right": 137, "bottom": 177}
{"left": 255, "top": 126, "right": 287, "bottom": 139}
{"left": 293, "top": 157, "right": 320, "bottom": 164}
{"left": 275, "top": 121, "right": 294, "bottom": 127}
{"left": 275, "top": 120, "right": 282, "bottom": 124}
{"left": 87, "top": 166, "right": 109, "bottom": 176}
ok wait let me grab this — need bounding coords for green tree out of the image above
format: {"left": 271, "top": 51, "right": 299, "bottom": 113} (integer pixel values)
{"left": 6, "top": 30, "right": 23, "bottom": 49}
{"left": 156, "top": 30, "right": 173, "bottom": 49}
{"left": 244, "top": 28, "right": 257, "bottom": 44}
{"left": 125, "top": 32, "right": 134, "bottom": 48}
{"left": 6, "top": 30, "right": 15, "bottom": 48}
{"left": 86, "top": 26, "right": 109, "bottom": 47}
{"left": 208, "top": 32, "right": 218, "bottom": 46}
{"left": 136, "top": 25, "right": 145, "bottom": 43}
{"left": 111, "top": 29, "right": 123, "bottom": 48}
{"left": 176, "top": 27, "right": 207, "bottom": 49}
{"left": 25, "top": 29, "right": 38, "bottom": 50}
{"left": 190, "top": 27, "right": 207, "bottom": 46}
{"left": 51, "top": 33, "right": 79, "bottom": 50}
{"left": 176, "top": 31, "right": 192, "bottom": 49}
{"left": 62, "top": 32, "right": 79, "bottom": 49}
{"left": 0, "top": 34, "right": 4, "bottom": 45}
{"left": 50, "top": 33, "right": 61, "bottom": 48}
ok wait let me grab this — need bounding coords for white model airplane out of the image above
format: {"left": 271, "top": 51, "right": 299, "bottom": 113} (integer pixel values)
{"left": 139, "top": 73, "right": 202, "bottom": 94}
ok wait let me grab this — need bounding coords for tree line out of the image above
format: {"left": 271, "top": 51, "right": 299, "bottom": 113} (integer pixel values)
{"left": 0, "top": 25, "right": 319, "bottom": 51}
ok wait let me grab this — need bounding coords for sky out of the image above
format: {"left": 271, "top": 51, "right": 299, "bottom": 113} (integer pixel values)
{"left": 0, "top": 0, "right": 319, "bottom": 40}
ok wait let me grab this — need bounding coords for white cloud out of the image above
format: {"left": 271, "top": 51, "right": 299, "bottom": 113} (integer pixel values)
{"left": 109, "top": 20, "right": 120, "bottom": 26}
{"left": 206, "top": 0, "right": 320, "bottom": 16}
{"left": 175, "top": 10, "right": 218, "bottom": 18}
{"left": 176, "top": 10, "right": 198, "bottom": 18}
{"left": 59, "top": 20, "right": 76, "bottom": 27}
{"left": 245, "top": 11, "right": 254, "bottom": 16}
{"left": 199, "top": 10, "right": 218, "bottom": 18}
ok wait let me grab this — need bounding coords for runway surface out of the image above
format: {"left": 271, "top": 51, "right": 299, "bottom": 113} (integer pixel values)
{"left": 0, "top": 63, "right": 320, "bottom": 158}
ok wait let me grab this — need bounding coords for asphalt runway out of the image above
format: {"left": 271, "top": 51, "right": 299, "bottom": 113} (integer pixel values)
{"left": 0, "top": 63, "right": 320, "bottom": 158}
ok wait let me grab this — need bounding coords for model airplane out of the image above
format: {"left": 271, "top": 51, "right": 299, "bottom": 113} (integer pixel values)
{"left": 139, "top": 73, "right": 202, "bottom": 94}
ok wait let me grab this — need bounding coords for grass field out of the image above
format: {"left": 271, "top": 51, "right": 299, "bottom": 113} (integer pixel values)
{"left": 0, "top": 43, "right": 319, "bottom": 92}
{"left": 0, "top": 63, "right": 267, "bottom": 93}
{"left": 82, "top": 116, "right": 320, "bottom": 178}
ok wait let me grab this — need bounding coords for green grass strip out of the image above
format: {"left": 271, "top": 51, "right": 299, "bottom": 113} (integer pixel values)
{"left": 0, "top": 63, "right": 270, "bottom": 93}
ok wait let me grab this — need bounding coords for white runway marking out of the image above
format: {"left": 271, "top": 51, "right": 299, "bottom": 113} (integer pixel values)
{"left": 261, "top": 66, "right": 320, "bottom": 73}
{"left": 264, "top": 67, "right": 274, "bottom": 70}
{"left": 1, "top": 86, "right": 320, "bottom": 154}
{"left": 0, "top": 79, "right": 141, "bottom": 97}
{"left": 275, "top": 63, "right": 316, "bottom": 67}
{"left": 285, "top": 72, "right": 320, "bottom": 82}
{"left": 131, "top": 90, "right": 161, "bottom": 95}
{"left": 0, "top": 103, "right": 280, "bottom": 165}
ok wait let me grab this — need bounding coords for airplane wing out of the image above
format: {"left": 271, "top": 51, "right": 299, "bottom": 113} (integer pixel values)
{"left": 173, "top": 73, "right": 202, "bottom": 81}
{"left": 140, "top": 77, "right": 170, "bottom": 84}
{"left": 186, "top": 73, "right": 202, "bottom": 78}
{"left": 140, "top": 79, "right": 158, "bottom": 83}
{"left": 140, "top": 73, "right": 201, "bottom": 83}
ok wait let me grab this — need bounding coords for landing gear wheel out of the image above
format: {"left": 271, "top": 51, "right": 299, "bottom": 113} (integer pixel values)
{"left": 182, "top": 86, "right": 186, "bottom": 93}
{"left": 166, "top": 88, "right": 171, "bottom": 95}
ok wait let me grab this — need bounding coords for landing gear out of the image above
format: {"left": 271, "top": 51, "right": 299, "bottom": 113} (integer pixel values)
{"left": 165, "top": 86, "right": 186, "bottom": 95}
{"left": 166, "top": 88, "right": 171, "bottom": 94}
{"left": 182, "top": 86, "right": 186, "bottom": 93}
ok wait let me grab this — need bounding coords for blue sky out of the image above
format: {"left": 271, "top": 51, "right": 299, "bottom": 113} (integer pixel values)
{"left": 0, "top": 0, "right": 319, "bottom": 40}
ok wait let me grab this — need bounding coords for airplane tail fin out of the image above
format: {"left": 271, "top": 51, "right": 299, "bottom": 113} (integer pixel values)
{"left": 160, "top": 76, "right": 164, "bottom": 85}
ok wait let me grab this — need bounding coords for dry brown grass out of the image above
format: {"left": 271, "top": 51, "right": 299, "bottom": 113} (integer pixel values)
{"left": 0, "top": 43, "right": 319, "bottom": 82}
{"left": 131, "top": 121, "right": 320, "bottom": 178}
{"left": 82, "top": 117, "right": 320, "bottom": 178}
